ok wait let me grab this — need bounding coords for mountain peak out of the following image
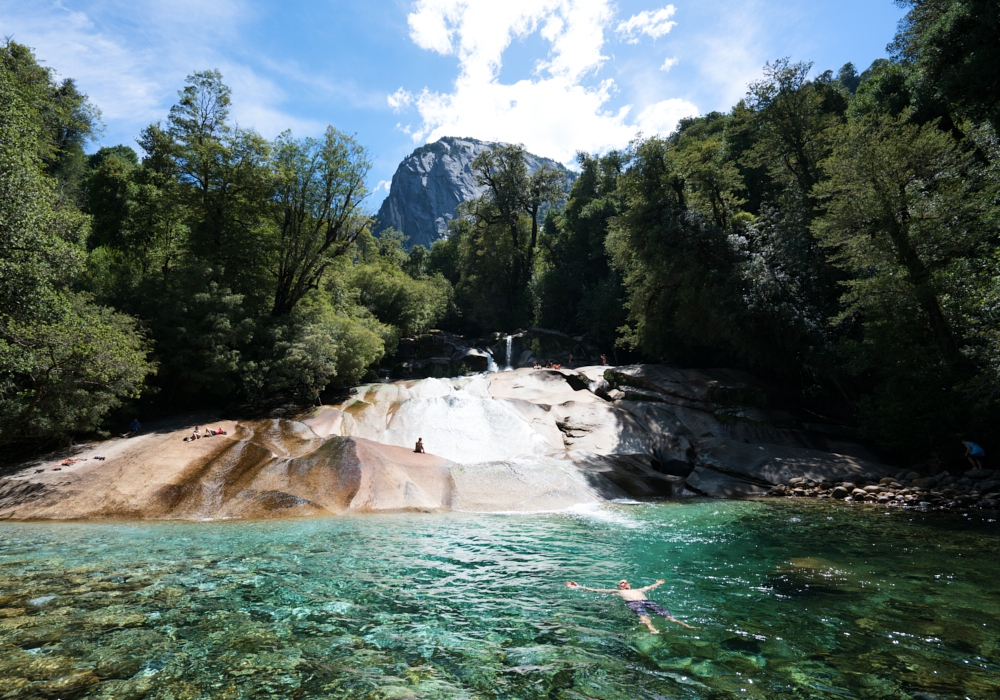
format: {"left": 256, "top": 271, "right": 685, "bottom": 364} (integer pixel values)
{"left": 375, "top": 137, "right": 574, "bottom": 249}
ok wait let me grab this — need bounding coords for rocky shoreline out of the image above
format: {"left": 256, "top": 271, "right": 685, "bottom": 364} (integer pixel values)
{"left": 766, "top": 467, "right": 1000, "bottom": 512}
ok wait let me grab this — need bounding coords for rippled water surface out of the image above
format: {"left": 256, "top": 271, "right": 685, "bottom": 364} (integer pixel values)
{"left": 1, "top": 501, "right": 998, "bottom": 699}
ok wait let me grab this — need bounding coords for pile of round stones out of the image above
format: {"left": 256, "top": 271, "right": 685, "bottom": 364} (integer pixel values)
{"left": 766, "top": 468, "right": 1000, "bottom": 511}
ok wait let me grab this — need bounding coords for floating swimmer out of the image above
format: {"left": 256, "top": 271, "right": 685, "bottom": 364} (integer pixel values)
{"left": 566, "top": 578, "right": 697, "bottom": 634}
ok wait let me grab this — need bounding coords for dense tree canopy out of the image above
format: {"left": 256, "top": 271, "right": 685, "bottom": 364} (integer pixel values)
{"left": 0, "top": 45, "right": 451, "bottom": 448}
{"left": 3, "top": 0, "right": 998, "bottom": 467}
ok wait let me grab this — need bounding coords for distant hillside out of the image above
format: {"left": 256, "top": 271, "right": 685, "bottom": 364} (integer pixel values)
{"left": 374, "top": 136, "right": 576, "bottom": 250}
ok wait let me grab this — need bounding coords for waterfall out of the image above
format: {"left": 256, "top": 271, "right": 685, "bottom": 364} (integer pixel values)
{"left": 486, "top": 352, "right": 498, "bottom": 373}
{"left": 504, "top": 335, "right": 513, "bottom": 370}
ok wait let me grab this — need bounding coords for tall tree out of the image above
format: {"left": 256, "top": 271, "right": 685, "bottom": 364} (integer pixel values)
{"left": 0, "top": 40, "right": 102, "bottom": 206}
{"left": 0, "top": 56, "right": 153, "bottom": 448}
{"left": 140, "top": 70, "right": 272, "bottom": 300}
{"left": 269, "top": 127, "right": 371, "bottom": 316}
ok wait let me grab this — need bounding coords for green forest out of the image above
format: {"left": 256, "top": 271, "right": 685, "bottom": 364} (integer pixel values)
{"left": 1, "top": 0, "right": 997, "bottom": 465}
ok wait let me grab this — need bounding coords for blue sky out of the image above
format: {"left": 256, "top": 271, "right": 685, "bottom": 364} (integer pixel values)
{"left": 2, "top": 0, "right": 905, "bottom": 209}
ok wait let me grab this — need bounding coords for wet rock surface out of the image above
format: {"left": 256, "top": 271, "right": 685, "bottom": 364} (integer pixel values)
{"left": 2, "top": 364, "right": 895, "bottom": 519}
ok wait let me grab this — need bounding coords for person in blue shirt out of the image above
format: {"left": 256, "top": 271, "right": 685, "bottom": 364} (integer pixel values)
{"left": 122, "top": 418, "right": 141, "bottom": 438}
{"left": 962, "top": 440, "right": 986, "bottom": 469}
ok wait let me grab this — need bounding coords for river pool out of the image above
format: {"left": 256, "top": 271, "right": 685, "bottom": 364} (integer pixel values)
{"left": 1, "top": 501, "right": 998, "bottom": 699}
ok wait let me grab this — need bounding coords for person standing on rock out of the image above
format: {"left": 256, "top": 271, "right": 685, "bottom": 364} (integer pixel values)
{"left": 963, "top": 440, "right": 986, "bottom": 469}
{"left": 414, "top": 438, "right": 425, "bottom": 454}
{"left": 566, "top": 579, "right": 697, "bottom": 634}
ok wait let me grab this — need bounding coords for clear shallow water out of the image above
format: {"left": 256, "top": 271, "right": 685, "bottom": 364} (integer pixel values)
{"left": 0, "top": 502, "right": 998, "bottom": 700}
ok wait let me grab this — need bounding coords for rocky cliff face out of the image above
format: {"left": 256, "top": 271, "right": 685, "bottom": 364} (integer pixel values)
{"left": 375, "top": 136, "right": 574, "bottom": 250}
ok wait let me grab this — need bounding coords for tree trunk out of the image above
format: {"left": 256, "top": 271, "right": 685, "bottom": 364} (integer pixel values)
{"left": 886, "top": 207, "right": 959, "bottom": 359}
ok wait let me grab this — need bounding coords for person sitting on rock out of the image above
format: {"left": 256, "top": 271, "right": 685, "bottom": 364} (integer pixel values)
{"left": 183, "top": 427, "right": 202, "bottom": 442}
{"left": 122, "top": 418, "right": 141, "bottom": 438}
{"left": 414, "top": 438, "right": 425, "bottom": 454}
{"left": 566, "top": 579, "right": 697, "bottom": 634}
{"left": 963, "top": 440, "right": 986, "bottom": 469}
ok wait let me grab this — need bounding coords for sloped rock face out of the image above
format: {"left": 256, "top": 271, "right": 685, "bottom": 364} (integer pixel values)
{"left": 0, "top": 365, "right": 892, "bottom": 520}
{"left": 580, "top": 365, "right": 887, "bottom": 496}
{"left": 374, "top": 136, "right": 575, "bottom": 249}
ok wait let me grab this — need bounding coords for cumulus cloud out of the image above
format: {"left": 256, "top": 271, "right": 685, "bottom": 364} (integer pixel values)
{"left": 615, "top": 5, "right": 677, "bottom": 44}
{"left": 394, "top": 0, "right": 697, "bottom": 163}
{"left": 635, "top": 98, "right": 697, "bottom": 135}
{"left": 660, "top": 56, "right": 679, "bottom": 72}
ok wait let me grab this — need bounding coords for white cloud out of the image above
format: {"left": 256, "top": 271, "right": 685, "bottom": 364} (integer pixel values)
{"left": 388, "top": 88, "right": 414, "bottom": 111}
{"left": 635, "top": 98, "right": 698, "bottom": 135}
{"left": 660, "top": 56, "right": 678, "bottom": 72}
{"left": 0, "top": 0, "right": 325, "bottom": 147}
{"left": 395, "top": 0, "right": 698, "bottom": 163}
{"left": 616, "top": 5, "right": 677, "bottom": 44}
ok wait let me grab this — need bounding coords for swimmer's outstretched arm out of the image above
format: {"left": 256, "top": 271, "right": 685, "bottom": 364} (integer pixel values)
{"left": 566, "top": 581, "right": 617, "bottom": 593}
{"left": 639, "top": 579, "right": 666, "bottom": 592}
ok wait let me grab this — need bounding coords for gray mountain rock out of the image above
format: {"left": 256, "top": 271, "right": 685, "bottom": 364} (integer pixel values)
{"left": 374, "top": 136, "right": 575, "bottom": 250}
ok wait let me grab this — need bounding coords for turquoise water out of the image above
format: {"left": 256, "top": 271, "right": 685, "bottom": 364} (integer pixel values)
{"left": 1, "top": 502, "right": 998, "bottom": 699}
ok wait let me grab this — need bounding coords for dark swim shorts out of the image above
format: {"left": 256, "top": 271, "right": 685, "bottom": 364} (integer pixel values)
{"left": 626, "top": 600, "right": 671, "bottom": 618}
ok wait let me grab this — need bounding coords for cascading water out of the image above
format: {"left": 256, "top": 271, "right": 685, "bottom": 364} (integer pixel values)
{"left": 504, "top": 335, "right": 513, "bottom": 370}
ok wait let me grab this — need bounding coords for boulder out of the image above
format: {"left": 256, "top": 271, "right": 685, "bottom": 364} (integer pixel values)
{"left": 832, "top": 486, "right": 849, "bottom": 499}
{"left": 978, "top": 480, "right": 1000, "bottom": 494}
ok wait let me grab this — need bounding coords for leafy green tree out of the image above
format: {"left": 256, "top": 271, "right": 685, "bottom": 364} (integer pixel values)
{"left": 0, "top": 67, "right": 84, "bottom": 326}
{"left": 606, "top": 138, "right": 744, "bottom": 364}
{"left": 451, "top": 144, "right": 565, "bottom": 331}
{"left": 0, "top": 40, "right": 102, "bottom": 206}
{"left": 269, "top": 128, "right": 372, "bottom": 316}
{"left": 345, "top": 230, "right": 452, "bottom": 344}
{"left": 742, "top": 59, "right": 847, "bottom": 209}
{"left": 891, "top": 0, "right": 1000, "bottom": 132}
{"left": 0, "top": 294, "right": 153, "bottom": 446}
{"left": 139, "top": 70, "right": 273, "bottom": 302}
{"left": 813, "top": 113, "right": 998, "bottom": 452}
{"left": 0, "top": 61, "right": 153, "bottom": 447}
{"left": 535, "top": 151, "right": 626, "bottom": 347}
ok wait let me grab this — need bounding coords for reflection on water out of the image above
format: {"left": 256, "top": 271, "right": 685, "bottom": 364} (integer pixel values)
{"left": 0, "top": 502, "right": 998, "bottom": 699}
